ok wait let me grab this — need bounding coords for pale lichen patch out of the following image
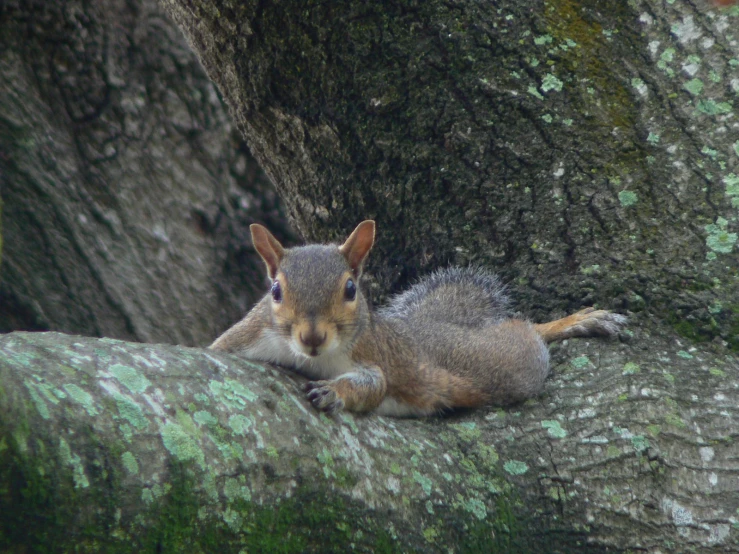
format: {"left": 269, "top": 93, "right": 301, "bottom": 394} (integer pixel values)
{"left": 103, "top": 384, "right": 149, "bottom": 431}
{"left": 503, "top": 460, "right": 528, "bottom": 475}
{"left": 160, "top": 422, "right": 205, "bottom": 469}
{"left": 622, "top": 362, "right": 640, "bottom": 375}
{"left": 705, "top": 217, "right": 737, "bottom": 254}
{"left": 24, "top": 381, "right": 51, "bottom": 420}
{"left": 108, "top": 364, "right": 151, "bottom": 394}
{"left": 413, "top": 470, "right": 433, "bottom": 496}
{"left": 541, "top": 73, "right": 563, "bottom": 92}
{"left": 227, "top": 414, "right": 253, "bottom": 436}
{"left": 59, "top": 437, "right": 89, "bottom": 489}
{"left": 63, "top": 383, "right": 99, "bottom": 416}
{"left": 618, "top": 190, "right": 638, "bottom": 207}
{"left": 122, "top": 451, "right": 139, "bottom": 475}
{"left": 209, "top": 378, "right": 258, "bottom": 410}
{"left": 541, "top": 420, "right": 567, "bottom": 438}
{"left": 193, "top": 410, "right": 219, "bottom": 426}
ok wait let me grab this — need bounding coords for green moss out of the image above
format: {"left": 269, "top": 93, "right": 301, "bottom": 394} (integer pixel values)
{"left": 728, "top": 314, "right": 739, "bottom": 351}
{"left": 668, "top": 314, "right": 720, "bottom": 347}
{"left": 622, "top": 362, "right": 640, "bottom": 375}
{"left": 462, "top": 495, "right": 529, "bottom": 553}
{"left": 664, "top": 413, "right": 687, "bottom": 429}
{"left": 544, "top": 0, "right": 636, "bottom": 130}
{"left": 0, "top": 416, "right": 124, "bottom": 552}
{"left": 136, "top": 467, "right": 409, "bottom": 554}
{"left": 2, "top": 440, "right": 540, "bottom": 553}
{"left": 333, "top": 466, "right": 359, "bottom": 489}
{"left": 423, "top": 525, "right": 439, "bottom": 542}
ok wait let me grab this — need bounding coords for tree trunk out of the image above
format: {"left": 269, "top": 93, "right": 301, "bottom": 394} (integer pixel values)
{"left": 0, "top": 0, "right": 294, "bottom": 346}
{"left": 0, "top": 330, "right": 736, "bottom": 553}
{"left": 161, "top": 0, "right": 738, "bottom": 347}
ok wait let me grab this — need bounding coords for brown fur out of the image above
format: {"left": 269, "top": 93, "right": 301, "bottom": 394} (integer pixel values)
{"left": 211, "top": 221, "right": 626, "bottom": 416}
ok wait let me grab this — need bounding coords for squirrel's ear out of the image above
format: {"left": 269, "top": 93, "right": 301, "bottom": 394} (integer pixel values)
{"left": 339, "top": 220, "right": 375, "bottom": 275}
{"left": 250, "top": 224, "right": 284, "bottom": 280}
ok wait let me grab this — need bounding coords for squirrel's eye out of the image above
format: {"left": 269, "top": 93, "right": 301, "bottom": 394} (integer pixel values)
{"left": 271, "top": 280, "right": 282, "bottom": 303}
{"left": 344, "top": 279, "right": 356, "bottom": 301}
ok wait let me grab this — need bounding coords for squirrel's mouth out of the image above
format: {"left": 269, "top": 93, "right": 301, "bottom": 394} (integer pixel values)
{"left": 289, "top": 338, "right": 328, "bottom": 359}
{"left": 291, "top": 336, "right": 340, "bottom": 359}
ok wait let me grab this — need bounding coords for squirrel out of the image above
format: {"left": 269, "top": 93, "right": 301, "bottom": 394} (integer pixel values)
{"left": 210, "top": 220, "right": 626, "bottom": 417}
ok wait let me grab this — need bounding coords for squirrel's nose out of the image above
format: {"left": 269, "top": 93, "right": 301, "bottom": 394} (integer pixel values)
{"left": 299, "top": 331, "right": 327, "bottom": 350}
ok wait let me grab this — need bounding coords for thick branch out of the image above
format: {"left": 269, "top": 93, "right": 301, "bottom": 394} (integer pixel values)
{"left": 1, "top": 330, "right": 736, "bottom": 551}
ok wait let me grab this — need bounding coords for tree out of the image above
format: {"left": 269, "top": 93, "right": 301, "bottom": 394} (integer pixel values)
{"left": 1, "top": 0, "right": 738, "bottom": 552}
{"left": 0, "top": 0, "right": 293, "bottom": 346}
{"left": 161, "top": 0, "right": 738, "bottom": 345}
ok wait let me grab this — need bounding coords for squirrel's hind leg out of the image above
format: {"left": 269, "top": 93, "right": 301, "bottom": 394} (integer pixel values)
{"left": 377, "top": 364, "right": 492, "bottom": 417}
{"left": 534, "top": 308, "right": 627, "bottom": 344}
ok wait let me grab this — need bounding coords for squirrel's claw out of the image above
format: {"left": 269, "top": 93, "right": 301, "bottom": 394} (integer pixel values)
{"left": 304, "top": 381, "right": 345, "bottom": 414}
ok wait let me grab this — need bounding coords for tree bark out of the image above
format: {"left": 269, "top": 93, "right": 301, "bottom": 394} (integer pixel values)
{"left": 1, "top": 330, "right": 737, "bottom": 553}
{"left": 161, "top": 0, "right": 738, "bottom": 348}
{"left": 0, "top": 0, "right": 294, "bottom": 346}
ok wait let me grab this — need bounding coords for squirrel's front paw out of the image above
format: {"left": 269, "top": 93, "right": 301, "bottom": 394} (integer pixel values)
{"left": 304, "top": 381, "right": 345, "bottom": 414}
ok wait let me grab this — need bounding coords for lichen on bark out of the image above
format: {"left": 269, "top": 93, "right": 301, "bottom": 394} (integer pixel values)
{"left": 2, "top": 329, "right": 738, "bottom": 552}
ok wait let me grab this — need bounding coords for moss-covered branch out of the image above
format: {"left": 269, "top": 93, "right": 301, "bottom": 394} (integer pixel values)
{"left": 1, "top": 330, "right": 737, "bottom": 552}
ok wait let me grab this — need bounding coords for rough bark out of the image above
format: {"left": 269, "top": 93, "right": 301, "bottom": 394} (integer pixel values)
{"left": 1, "top": 330, "right": 737, "bottom": 553}
{"left": 0, "top": 0, "right": 294, "bottom": 346}
{"left": 161, "top": 0, "right": 739, "bottom": 348}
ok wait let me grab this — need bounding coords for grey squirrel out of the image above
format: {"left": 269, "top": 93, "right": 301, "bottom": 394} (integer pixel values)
{"left": 211, "top": 221, "right": 626, "bottom": 417}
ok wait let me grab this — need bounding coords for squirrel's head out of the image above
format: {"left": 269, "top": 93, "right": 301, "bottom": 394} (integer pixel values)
{"left": 250, "top": 220, "right": 375, "bottom": 359}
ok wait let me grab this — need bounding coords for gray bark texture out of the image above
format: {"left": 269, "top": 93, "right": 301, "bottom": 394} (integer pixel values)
{"left": 0, "top": 0, "right": 294, "bottom": 346}
{"left": 0, "top": 330, "right": 737, "bottom": 553}
{"left": 161, "top": 0, "right": 739, "bottom": 347}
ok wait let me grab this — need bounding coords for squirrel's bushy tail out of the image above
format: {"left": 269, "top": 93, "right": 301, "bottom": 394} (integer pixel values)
{"left": 380, "top": 267, "right": 511, "bottom": 327}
